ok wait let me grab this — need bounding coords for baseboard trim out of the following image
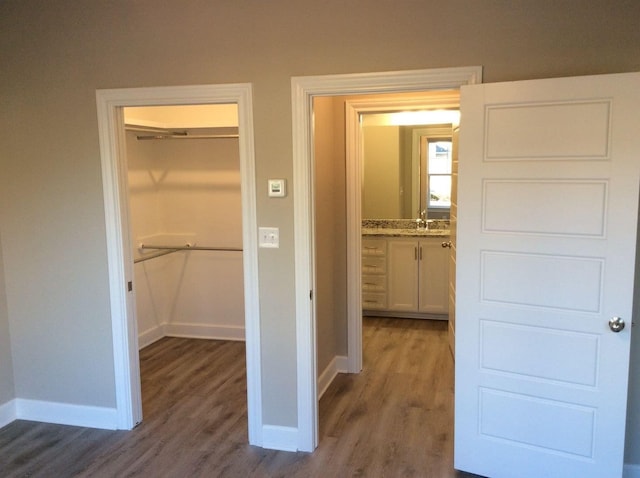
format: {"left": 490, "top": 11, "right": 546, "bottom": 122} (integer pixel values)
{"left": 15, "top": 399, "right": 118, "bottom": 430}
{"left": 262, "top": 425, "right": 298, "bottom": 452}
{"left": 625, "top": 463, "right": 640, "bottom": 478}
{"left": 139, "top": 322, "right": 246, "bottom": 348}
{"left": 0, "top": 399, "right": 16, "bottom": 429}
{"left": 165, "top": 322, "right": 245, "bottom": 342}
{"left": 138, "top": 324, "right": 166, "bottom": 349}
{"left": 363, "top": 310, "right": 448, "bottom": 320}
{"left": 318, "top": 355, "right": 349, "bottom": 400}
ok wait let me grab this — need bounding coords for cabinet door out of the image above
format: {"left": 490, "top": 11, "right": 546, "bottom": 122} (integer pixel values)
{"left": 418, "top": 238, "right": 449, "bottom": 314}
{"left": 387, "top": 240, "right": 418, "bottom": 311}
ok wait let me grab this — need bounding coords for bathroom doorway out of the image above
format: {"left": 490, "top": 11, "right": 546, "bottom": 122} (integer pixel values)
{"left": 291, "top": 67, "right": 482, "bottom": 450}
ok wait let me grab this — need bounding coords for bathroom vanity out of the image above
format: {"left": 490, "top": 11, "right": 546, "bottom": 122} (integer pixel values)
{"left": 362, "top": 220, "right": 450, "bottom": 320}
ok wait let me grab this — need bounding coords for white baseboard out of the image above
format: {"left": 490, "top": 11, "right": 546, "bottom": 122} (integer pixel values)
{"left": 317, "top": 355, "right": 349, "bottom": 400}
{"left": 625, "top": 463, "right": 640, "bottom": 478}
{"left": 138, "top": 324, "right": 166, "bottom": 349}
{"left": 165, "top": 322, "right": 245, "bottom": 342}
{"left": 139, "top": 322, "right": 246, "bottom": 349}
{"left": 0, "top": 399, "right": 16, "bottom": 429}
{"left": 15, "top": 399, "right": 118, "bottom": 430}
{"left": 262, "top": 425, "right": 298, "bottom": 452}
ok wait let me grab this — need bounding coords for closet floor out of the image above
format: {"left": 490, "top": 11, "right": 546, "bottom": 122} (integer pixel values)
{"left": 0, "top": 318, "right": 479, "bottom": 477}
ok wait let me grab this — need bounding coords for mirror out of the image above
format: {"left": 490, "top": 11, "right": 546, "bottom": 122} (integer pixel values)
{"left": 362, "top": 118, "right": 455, "bottom": 220}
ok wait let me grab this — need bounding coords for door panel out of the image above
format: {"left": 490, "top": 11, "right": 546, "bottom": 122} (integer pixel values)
{"left": 455, "top": 72, "right": 640, "bottom": 478}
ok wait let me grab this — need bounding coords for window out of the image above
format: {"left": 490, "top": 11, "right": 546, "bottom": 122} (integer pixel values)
{"left": 427, "top": 140, "right": 452, "bottom": 208}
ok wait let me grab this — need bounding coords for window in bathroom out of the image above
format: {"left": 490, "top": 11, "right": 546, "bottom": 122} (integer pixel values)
{"left": 427, "top": 140, "right": 452, "bottom": 208}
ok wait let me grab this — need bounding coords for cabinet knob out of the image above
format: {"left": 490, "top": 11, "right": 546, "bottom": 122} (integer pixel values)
{"left": 441, "top": 241, "right": 452, "bottom": 249}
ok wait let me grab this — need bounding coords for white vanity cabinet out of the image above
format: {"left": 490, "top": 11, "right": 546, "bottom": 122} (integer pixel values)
{"left": 362, "top": 235, "right": 449, "bottom": 318}
{"left": 387, "top": 237, "right": 449, "bottom": 315}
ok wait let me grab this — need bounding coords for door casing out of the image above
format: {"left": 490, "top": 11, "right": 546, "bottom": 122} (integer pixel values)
{"left": 96, "top": 84, "right": 263, "bottom": 445}
{"left": 291, "top": 66, "right": 483, "bottom": 451}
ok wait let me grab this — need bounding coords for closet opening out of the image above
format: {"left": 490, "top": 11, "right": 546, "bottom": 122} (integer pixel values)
{"left": 124, "top": 104, "right": 249, "bottom": 428}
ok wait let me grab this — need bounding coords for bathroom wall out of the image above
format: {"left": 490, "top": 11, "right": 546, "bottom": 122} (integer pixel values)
{"left": 127, "top": 129, "right": 244, "bottom": 346}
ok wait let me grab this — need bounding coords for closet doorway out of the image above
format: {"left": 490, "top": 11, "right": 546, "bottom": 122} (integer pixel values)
{"left": 125, "top": 105, "right": 245, "bottom": 347}
{"left": 124, "top": 104, "right": 247, "bottom": 426}
{"left": 96, "top": 85, "right": 262, "bottom": 445}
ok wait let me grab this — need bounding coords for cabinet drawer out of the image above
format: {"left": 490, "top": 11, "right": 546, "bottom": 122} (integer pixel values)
{"left": 362, "top": 274, "right": 386, "bottom": 292}
{"left": 362, "top": 257, "right": 386, "bottom": 275}
{"left": 362, "top": 239, "right": 387, "bottom": 257}
{"left": 362, "top": 292, "right": 387, "bottom": 310}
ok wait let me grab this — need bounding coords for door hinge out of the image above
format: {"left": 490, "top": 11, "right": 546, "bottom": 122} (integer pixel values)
{"left": 127, "top": 281, "right": 133, "bottom": 292}
{"left": 310, "top": 290, "right": 313, "bottom": 300}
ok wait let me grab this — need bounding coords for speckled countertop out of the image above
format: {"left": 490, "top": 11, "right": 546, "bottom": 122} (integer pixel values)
{"left": 362, "top": 219, "right": 450, "bottom": 237}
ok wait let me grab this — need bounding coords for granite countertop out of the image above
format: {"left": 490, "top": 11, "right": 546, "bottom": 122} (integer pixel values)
{"left": 362, "top": 227, "right": 450, "bottom": 237}
{"left": 361, "top": 219, "right": 450, "bottom": 237}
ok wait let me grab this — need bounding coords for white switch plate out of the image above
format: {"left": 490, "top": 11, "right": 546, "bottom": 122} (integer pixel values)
{"left": 258, "top": 227, "right": 279, "bottom": 248}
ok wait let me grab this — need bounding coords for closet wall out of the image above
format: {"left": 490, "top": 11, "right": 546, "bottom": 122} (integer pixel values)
{"left": 127, "top": 124, "right": 244, "bottom": 348}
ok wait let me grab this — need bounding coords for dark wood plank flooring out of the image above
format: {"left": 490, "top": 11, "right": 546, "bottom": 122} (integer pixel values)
{"left": 0, "top": 317, "right": 480, "bottom": 477}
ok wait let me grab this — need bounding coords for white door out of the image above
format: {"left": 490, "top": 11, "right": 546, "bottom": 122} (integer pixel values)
{"left": 455, "top": 72, "right": 640, "bottom": 478}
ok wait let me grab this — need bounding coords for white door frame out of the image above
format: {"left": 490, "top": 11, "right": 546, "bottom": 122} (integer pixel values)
{"left": 96, "top": 84, "right": 263, "bottom": 445}
{"left": 291, "top": 66, "right": 483, "bottom": 451}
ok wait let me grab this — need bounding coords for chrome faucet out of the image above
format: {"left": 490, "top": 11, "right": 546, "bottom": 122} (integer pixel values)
{"left": 415, "top": 210, "right": 429, "bottom": 230}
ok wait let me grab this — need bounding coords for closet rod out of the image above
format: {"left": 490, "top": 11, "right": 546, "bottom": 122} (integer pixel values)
{"left": 140, "top": 244, "right": 243, "bottom": 252}
{"left": 136, "top": 134, "right": 239, "bottom": 140}
{"left": 125, "top": 124, "right": 188, "bottom": 136}
{"left": 134, "top": 249, "right": 176, "bottom": 264}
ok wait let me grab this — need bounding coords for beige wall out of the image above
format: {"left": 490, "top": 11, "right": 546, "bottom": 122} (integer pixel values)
{"left": 0, "top": 233, "right": 15, "bottom": 405}
{"left": 313, "top": 97, "right": 348, "bottom": 374}
{"left": 1, "top": 0, "right": 640, "bottom": 457}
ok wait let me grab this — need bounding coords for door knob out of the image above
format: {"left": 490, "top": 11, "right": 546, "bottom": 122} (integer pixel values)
{"left": 441, "top": 241, "right": 452, "bottom": 248}
{"left": 609, "top": 316, "right": 625, "bottom": 332}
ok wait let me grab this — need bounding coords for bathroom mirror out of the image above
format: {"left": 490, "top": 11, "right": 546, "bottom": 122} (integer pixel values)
{"left": 361, "top": 119, "right": 454, "bottom": 220}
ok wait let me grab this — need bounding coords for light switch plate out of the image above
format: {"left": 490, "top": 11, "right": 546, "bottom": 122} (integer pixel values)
{"left": 268, "top": 179, "right": 287, "bottom": 197}
{"left": 258, "top": 227, "right": 279, "bottom": 248}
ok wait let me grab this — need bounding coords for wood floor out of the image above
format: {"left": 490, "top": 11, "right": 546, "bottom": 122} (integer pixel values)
{"left": 0, "top": 317, "right": 480, "bottom": 477}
